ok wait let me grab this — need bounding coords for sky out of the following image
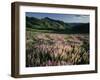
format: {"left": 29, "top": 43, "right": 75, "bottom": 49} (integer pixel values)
{"left": 26, "top": 12, "right": 90, "bottom": 23}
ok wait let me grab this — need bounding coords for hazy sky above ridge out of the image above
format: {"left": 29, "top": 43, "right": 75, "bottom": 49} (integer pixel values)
{"left": 26, "top": 12, "right": 89, "bottom": 23}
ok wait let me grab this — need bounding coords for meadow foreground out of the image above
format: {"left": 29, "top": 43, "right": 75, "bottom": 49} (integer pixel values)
{"left": 26, "top": 29, "right": 89, "bottom": 67}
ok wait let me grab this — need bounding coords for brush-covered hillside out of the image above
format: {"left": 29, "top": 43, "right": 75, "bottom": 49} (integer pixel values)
{"left": 26, "top": 16, "right": 89, "bottom": 33}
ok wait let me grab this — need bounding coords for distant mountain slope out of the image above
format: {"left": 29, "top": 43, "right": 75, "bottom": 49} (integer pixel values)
{"left": 72, "top": 23, "right": 89, "bottom": 33}
{"left": 26, "top": 16, "right": 89, "bottom": 33}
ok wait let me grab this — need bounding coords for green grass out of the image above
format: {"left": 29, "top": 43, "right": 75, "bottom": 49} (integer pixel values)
{"left": 26, "top": 28, "right": 56, "bottom": 33}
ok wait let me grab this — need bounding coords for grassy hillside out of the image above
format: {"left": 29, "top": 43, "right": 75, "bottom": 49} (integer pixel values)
{"left": 26, "top": 16, "right": 89, "bottom": 34}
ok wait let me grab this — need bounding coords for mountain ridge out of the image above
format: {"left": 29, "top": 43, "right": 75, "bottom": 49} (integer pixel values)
{"left": 26, "top": 16, "right": 89, "bottom": 33}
